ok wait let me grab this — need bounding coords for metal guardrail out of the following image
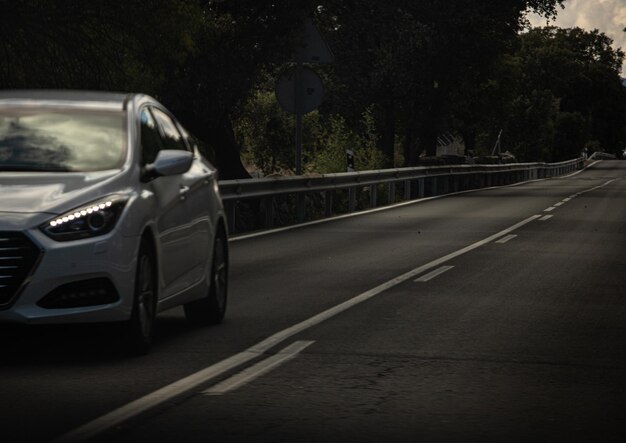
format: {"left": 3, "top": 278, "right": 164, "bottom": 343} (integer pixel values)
{"left": 588, "top": 152, "right": 616, "bottom": 160}
{"left": 220, "top": 158, "right": 585, "bottom": 234}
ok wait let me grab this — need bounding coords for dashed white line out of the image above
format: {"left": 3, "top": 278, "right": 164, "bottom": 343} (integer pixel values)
{"left": 544, "top": 207, "right": 556, "bottom": 212}
{"left": 55, "top": 214, "right": 542, "bottom": 443}
{"left": 554, "top": 202, "right": 564, "bottom": 207}
{"left": 54, "top": 174, "right": 622, "bottom": 442}
{"left": 496, "top": 234, "right": 517, "bottom": 244}
{"left": 204, "top": 341, "right": 315, "bottom": 396}
{"left": 539, "top": 215, "right": 553, "bottom": 221}
{"left": 414, "top": 266, "right": 454, "bottom": 282}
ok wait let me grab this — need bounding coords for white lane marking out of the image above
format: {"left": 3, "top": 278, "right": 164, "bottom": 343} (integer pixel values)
{"left": 554, "top": 202, "right": 564, "bottom": 207}
{"left": 561, "top": 160, "right": 600, "bottom": 178}
{"left": 230, "top": 192, "right": 464, "bottom": 242}
{"left": 563, "top": 198, "right": 572, "bottom": 202}
{"left": 577, "top": 178, "right": 617, "bottom": 195}
{"left": 204, "top": 341, "right": 315, "bottom": 396}
{"left": 230, "top": 159, "right": 603, "bottom": 243}
{"left": 414, "top": 266, "right": 454, "bottom": 282}
{"left": 539, "top": 215, "right": 553, "bottom": 221}
{"left": 544, "top": 207, "right": 555, "bottom": 212}
{"left": 54, "top": 350, "right": 263, "bottom": 442}
{"left": 230, "top": 162, "right": 598, "bottom": 243}
{"left": 72, "top": 216, "right": 533, "bottom": 433}
{"left": 56, "top": 214, "right": 542, "bottom": 442}
{"left": 496, "top": 234, "right": 517, "bottom": 244}
{"left": 57, "top": 176, "right": 621, "bottom": 441}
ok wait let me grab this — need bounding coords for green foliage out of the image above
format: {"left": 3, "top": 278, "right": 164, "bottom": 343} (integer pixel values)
{"left": 553, "top": 112, "right": 586, "bottom": 161}
{"left": 503, "top": 26, "right": 626, "bottom": 160}
{"left": 309, "top": 107, "right": 385, "bottom": 174}
{"left": 6, "top": 0, "right": 626, "bottom": 175}
{"left": 506, "top": 89, "right": 557, "bottom": 162}
{"left": 234, "top": 91, "right": 385, "bottom": 175}
{"left": 235, "top": 90, "right": 294, "bottom": 174}
{"left": 319, "top": 0, "right": 567, "bottom": 163}
{"left": 0, "top": 0, "right": 200, "bottom": 91}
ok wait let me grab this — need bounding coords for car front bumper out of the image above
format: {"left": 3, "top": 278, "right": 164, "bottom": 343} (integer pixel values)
{"left": 0, "top": 227, "right": 138, "bottom": 324}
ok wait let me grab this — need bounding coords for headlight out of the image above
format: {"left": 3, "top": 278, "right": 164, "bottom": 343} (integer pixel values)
{"left": 40, "top": 196, "right": 128, "bottom": 241}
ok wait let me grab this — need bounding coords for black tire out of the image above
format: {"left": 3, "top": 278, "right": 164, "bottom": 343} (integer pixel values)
{"left": 124, "top": 241, "right": 157, "bottom": 355}
{"left": 184, "top": 228, "right": 228, "bottom": 326}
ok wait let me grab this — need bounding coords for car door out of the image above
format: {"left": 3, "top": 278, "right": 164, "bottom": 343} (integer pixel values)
{"left": 175, "top": 124, "right": 216, "bottom": 271}
{"left": 139, "top": 106, "right": 193, "bottom": 299}
{"left": 149, "top": 107, "right": 212, "bottom": 298}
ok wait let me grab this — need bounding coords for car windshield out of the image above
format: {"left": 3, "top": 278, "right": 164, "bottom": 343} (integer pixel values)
{"left": 0, "top": 108, "right": 126, "bottom": 172}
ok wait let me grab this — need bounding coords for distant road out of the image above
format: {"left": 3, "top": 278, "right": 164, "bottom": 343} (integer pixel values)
{"left": 3, "top": 160, "right": 626, "bottom": 442}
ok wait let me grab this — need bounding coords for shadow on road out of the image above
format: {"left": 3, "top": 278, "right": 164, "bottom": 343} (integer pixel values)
{"left": 0, "top": 314, "right": 206, "bottom": 364}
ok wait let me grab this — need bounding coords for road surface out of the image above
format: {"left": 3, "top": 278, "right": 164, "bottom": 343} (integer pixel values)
{"left": 2, "top": 160, "right": 626, "bottom": 442}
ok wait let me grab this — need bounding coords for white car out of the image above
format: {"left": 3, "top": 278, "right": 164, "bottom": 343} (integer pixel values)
{"left": 0, "top": 90, "right": 228, "bottom": 354}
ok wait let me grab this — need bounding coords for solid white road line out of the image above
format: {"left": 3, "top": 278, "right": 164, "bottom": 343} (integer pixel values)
{"left": 229, "top": 159, "right": 603, "bottom": 243}
{"left": 496, "top": 234, "right": 517, "bottom": 244}
{"left": 539, "top": 215, "right": 553, "bottom": 221}
{"left": 414, "top": 266, "right": 454, "bottom": 282}
{"left": 56, "top": 213, "right": 543, "bottom": 443}
{"left": 203, "top": 341, "right": 315, "bottom": 396}
{"left": 229, "top": 162, "right": 601, "bottom": 244}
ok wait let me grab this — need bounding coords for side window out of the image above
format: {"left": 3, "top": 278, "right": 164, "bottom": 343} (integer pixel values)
{"left": 140, "top": 108, "right": 162, "bottom": 165}
{"left": 151, "top": 108, "right": 188, "bottom": 151}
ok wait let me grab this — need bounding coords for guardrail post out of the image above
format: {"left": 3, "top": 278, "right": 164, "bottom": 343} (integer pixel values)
{"left": 388, "top": 182, "right": 396, "bottom": 204}
{"left": 348, "top": 187, "right": 357, "bottom": 212}
{"left": 432, "top": 177, "right": 438, "bottom": 196}
{"left": 418, "top": 178, "right": 424, "bottom": 198}
{"left": 404, "top": 180, "right": 411, "bottom": 200}
{"left": 325, "top": 190, "right": 333, "bottom": 216}
{"left": 296, "top": 193, "right": 305, "bottom": 222}
{"left": 262, "top": 196, "right": 274, "bottom": 228}
{"left": 369, "top": 184, "right": 378, "bottom": 208}
{"left": 227, "top": 201, "right": 237, "bottom": 234}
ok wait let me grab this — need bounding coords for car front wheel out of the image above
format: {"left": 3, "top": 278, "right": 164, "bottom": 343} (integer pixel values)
{"left": 124, "top": 241, "right": 157, "bottom": 355}
{"left": 184, "top": 228, "right": 228, "bottom": 326}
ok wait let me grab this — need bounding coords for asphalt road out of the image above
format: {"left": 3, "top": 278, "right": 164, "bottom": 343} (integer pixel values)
{"left": 2, "top": 160, "right": 626, "bottom": 442}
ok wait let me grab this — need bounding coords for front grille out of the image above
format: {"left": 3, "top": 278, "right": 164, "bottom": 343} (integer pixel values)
{"left": 0, "top": 232, "right": 42, "bottom": 308}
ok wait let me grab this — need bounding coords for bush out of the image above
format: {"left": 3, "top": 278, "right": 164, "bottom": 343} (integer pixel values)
{"left": 309, "top": 107, "right": 385, "bottom": 174}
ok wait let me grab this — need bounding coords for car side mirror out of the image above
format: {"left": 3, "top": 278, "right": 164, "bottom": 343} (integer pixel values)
{"left": 143, "top": 150, "right": 193, "bottom": 182}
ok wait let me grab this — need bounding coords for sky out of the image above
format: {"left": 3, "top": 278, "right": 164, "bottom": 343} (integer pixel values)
{"left": 527, "top": 0, "right": 626, "bottom": 75}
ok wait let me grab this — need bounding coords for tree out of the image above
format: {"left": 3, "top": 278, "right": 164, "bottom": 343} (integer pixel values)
{"left": 315, "top": 0, "right": 565, "bottom": 166}
{"left": 507, "top": 26, "right": 626, "bottom": 160}
{"left": 0, "top": 0, "right": 200, "bottom": 91}
{"left": 0, "top": 0, "right": 313, "bottom": 178}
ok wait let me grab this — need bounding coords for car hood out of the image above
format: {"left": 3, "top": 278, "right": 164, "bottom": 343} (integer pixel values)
{"left": 0, "top": 170, "right": 124, "bottom": 214}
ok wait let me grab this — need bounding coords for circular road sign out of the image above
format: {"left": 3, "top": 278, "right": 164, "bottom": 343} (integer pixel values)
{"left": 275, "top": 66, "right": 324, "bottom": 115}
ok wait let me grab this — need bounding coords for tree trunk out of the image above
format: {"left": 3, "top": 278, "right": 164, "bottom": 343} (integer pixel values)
{"left": 403, "top": 125, "right": 419, "bottom": 166}
{"left": 379, "top": 107, "right": 396, "bottom": 168}
{"left": 203, "top": 114, "right": 251, "bottom": 180}
{"left": 461, "top": 129, "right": 476, "bottom": 156}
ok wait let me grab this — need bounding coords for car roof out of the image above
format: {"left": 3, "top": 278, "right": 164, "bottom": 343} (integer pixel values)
{"left": 0, "top": 89, "right": 140, "bottom": 111}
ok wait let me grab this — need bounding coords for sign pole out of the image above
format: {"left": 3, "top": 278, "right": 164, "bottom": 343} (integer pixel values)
{"left": 294, "top": 62, "right": 304, "bottom": 221}
{"left": 294, "top": 62, "right": 303, "bottom": 175}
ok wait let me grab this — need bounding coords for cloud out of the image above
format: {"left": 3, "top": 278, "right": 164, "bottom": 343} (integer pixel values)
{"left": 528, "top": 0, "right": 626, "bottom": 74}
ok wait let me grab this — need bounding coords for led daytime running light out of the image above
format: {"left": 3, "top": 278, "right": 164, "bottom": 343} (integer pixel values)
{"left": 49, "top": 201, "right": 113, "bottom": 227}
